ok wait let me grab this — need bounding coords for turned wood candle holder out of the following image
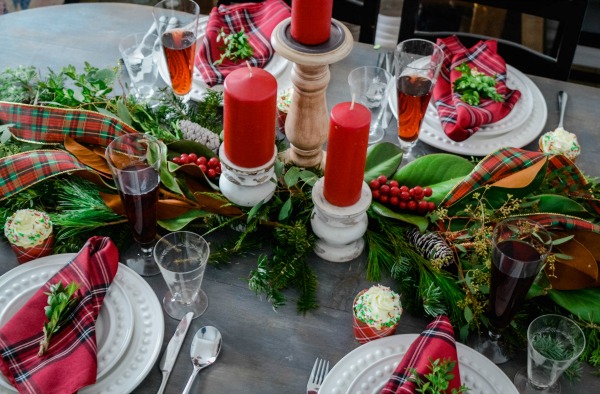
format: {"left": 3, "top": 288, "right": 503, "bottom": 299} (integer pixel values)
{"left": 271, "top": 17, "right": 354, "bottom": 168}
{"left": 310, "top": 178, "right": 372, "bottom": 262}
{"left": 218, "top": 145, "right": 277, "bottom": 207}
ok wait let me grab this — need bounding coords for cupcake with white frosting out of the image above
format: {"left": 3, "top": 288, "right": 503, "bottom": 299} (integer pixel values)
{"left": 4, "top": 209, "right": 54, "bottom": 264}
{"left": 353, "top": 284, "right": 403, "bottom": 344}
{"left": 276, "top": 88, "right": 293, "bottom": 135}
{"left": 539, "top": 127, "right": 581, "bottom": 162}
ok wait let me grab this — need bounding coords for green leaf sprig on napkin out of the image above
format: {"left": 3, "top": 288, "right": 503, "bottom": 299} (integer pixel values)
{"left": 409, "top": 358, "right": 470, "bottom": 394}
{"left": 213, "top": 28, "right": 254, "bottom": 66}
{"left": 453, "top": 63, "right": 504, "bottom": 106}
{"left": 38, "top": 281, "right": 80, "bottom": 356}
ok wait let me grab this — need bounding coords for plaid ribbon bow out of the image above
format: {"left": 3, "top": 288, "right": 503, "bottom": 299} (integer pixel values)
{"left": 195, "top": 0, "right": 291, "bottom": 87}
{"left": 381, "top": 315, "right": 461, "bottom": 394}
{"left": 433, "top": 36, "right": 522, "bottom": 142}
{"left": 0, "top": 236, "right": 119, "bottom": 394}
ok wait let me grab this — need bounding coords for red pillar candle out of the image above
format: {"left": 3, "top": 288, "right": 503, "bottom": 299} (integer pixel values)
{"left": 223, "top": 67, "right": 277, "bottom": 168}
{"left": 323, "top": 102, "right": 371, "bottom": 207}
{"left": 291, "top": 0, "right": 333, "bottom": 45}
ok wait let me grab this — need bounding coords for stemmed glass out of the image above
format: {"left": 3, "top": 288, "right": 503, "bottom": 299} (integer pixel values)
{"left": 475, "top": 217, "right": 553, "bottom": 364}
{"left": 153, "top": 0, "right": 200, "bottom": 101}
{"left": 153, "top": 231, "right": 210, "bottom": 319}
{"left": 105, "top": 133, "right": 163, "bottom": 277}
{"left": 514, "top": 314, "right": 585, "bottom": 394}
{"left": 394, "top": 39, "right": 444, "bottom": 161}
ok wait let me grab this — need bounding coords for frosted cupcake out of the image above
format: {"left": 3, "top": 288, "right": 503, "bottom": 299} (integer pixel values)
{"left": 276, "top": 88, "right": 293, "bottom": 135}
{"left": 539, "top": 127, "right": 581, "bottom": 162}
{"left": 4, "top": 209, "right": 54, "bottom": 264}
{"left": 353, "top": 284, "right": 402, "bottom": 344}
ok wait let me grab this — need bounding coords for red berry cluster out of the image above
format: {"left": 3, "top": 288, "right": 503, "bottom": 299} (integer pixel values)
{"left": 172, "top": 153, "right": 222, "bottom": 179}
{"left": 369, "top": 175, "right": 435, "bottom": 214}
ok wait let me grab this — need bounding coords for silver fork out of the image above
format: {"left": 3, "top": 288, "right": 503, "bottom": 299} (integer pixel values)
{"left": 307, "top": 358, "right": 330, "bottom": 394}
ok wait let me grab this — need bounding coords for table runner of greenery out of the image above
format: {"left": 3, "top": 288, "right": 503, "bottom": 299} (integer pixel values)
{"left": 1, "top": 64, "right": 599, "bottom": 375}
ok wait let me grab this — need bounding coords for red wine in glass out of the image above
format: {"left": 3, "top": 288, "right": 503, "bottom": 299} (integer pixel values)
{"left": 117, "top": 164, "right": 160, "bottom": 248}
{"left": 162, "top": 28, "right": 197, "bottom": 96}
{"left": 397, "top": 75, "right": 433, "bottom": 143}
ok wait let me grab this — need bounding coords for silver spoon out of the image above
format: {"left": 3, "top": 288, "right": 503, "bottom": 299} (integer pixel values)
{"left": 557, "top": 90, "right": 568, "bottom": 129}
{"left": 181, "top": 326, "right": 222, "bottom": 394}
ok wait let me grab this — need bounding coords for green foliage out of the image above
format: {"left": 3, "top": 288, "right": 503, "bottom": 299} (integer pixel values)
{"left": 453, "top": 63, "right": 504, "bottom": 106}
{"left": 0, "top": 66, "right": 40, "bottom": 103}
{"left": 408, "top": 358, "right": 470, "bottom": 393}
{"left": 39, "top": 281, "right": 80, "bottom": 356}
{"left": 214, "top": 28, "right": 254, "bottom": 65}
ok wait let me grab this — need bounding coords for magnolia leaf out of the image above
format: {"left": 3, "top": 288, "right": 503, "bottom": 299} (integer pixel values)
{"left": 158, "top": 142, "right": 184, "bottom": 196}
{"left": 427, "top": 177, "right": 466, "bottom": 206}
{"left": 370, "top": 202, "right": 429, "bottom": 232}
{"left": 394, "top": 154, "right": 474, "bottom": 187}
{"left": 548, "top": 232, "right": 598, "bottom": 290}
{"left": 547, "top": 287, "right": 600, "bottom": 324}
{"left": 64, "top": 135, "right": 112, "bottom": 174}
{"left": 552, "top": 234, "right": 575, "bottom": 246}
{"left": 0, "top": 124, "right": 13, "bottom": 143}
{"left": 116, "top": 98, "right": 133, "bottom": 126}
{"left": 364, "top": 142, "right": 403, "bottom": 182}
{"left": 192, "top": 192, "right": 243, "bottom": 216}
{"left": 158, "top": 209, "right": 212, "bottom": 231}
{"left": 528, "top": 194, "right": 588, "bottom": 216}
{"left": 167, "top": 140, "right": 216, "bottom": 159}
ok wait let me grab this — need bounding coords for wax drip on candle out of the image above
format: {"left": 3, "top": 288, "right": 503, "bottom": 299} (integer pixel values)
{"left": 350, "top": 93, "right": 356, "bottom": 110}
{"left": 246, "top": 61, "right": 252, "bottom": 76}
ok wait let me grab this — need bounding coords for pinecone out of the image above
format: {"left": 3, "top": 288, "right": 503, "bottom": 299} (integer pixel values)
{"left": 178, "top": 120, "right": 220, "bottom": 153}
{"left": 407, "top": 228, "right": 454, "bottom": 266}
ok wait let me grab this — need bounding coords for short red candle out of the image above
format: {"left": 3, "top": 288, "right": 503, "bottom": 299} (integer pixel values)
{"left": 323, "top": 102, "right": 371, "bottom": 207}
{"left": 291, "top": 0, "right": 333, "bottom": 45}
{"left": 223, "top": 67, "right": 277, "bottom": 168}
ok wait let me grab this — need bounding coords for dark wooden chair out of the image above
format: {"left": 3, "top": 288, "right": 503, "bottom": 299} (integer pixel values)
{"left": 332, "top": 0, "right": 382, "bottom": 44}
{"left": 397, "top": 0, "right": 589, "bottom": 80}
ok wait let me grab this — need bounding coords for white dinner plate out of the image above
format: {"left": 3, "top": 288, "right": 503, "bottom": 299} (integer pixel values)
{"left": 0, "top": 254, "right": 164, "bottom": 394}
{"left": 389, "top": 66, "right": 548, "bottom": 156}
{"left": 320, "top": 334, "right": 519, "bottom": 394}
{"left": 157, "top": 16, "right": 293, "bottom": 101}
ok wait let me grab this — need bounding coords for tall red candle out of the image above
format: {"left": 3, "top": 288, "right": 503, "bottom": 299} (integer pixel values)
{"left": 291, "top": 0, "right": 333, "bottom": 45}
{"left": 223, "top": 67, "right": 277, "bottom": 168}
{"left": 323, "top": 102, "right": 371, "bottom": 207}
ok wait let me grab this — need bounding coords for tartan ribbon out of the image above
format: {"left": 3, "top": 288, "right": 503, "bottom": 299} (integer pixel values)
{"left": 195, "top": 0, "right": 291, "bottom": 87}
{"left": 381, "top": 315, "right": 461, "bottom": 394}
{"left": 433, "top": 36, "right": 521, "bottom": 142}
{"left": 0, "top": 102, "right": 135, "bottom": 201}
{"left": 0, "top": 236, "right": 119, "bottom": 394}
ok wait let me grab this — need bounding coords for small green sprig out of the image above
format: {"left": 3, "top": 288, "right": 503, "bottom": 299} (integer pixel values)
{"left": 213, "top": 28, "right": 254, "bottom": 66}
{"left": 38, "top": 281, "right": 80, "bottom": 356}
{"left": 453, "top": 63, "right": 504, "bottom": 106}
{"left": 408, "top": 358, "right": 470, "bottom": 394}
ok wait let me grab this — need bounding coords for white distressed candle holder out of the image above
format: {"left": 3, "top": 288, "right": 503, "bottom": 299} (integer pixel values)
{"left": 310, "top": 178, "right": 372, "bottom": 262}
{"left": 218, "top": 145, "right": 277, "bottom": 207}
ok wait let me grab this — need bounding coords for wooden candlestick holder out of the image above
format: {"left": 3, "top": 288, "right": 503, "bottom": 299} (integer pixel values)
{"left": 310, "top": 178, "right": 372, "bottom": 262}
{"left": 218, "top": 145, "right": 277, "bottom": 207}
{"left": 271, "top": 18, "right": 353, "bottom": 168}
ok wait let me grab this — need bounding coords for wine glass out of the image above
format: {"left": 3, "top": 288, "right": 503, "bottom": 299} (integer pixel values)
{"left": 474, "top": 217, "right": 552, "bottom": 364}
{"left": 105, "top": 133, "right": 163, "bottom": 277}
{"left": 514, "top": 314, "right": 585, "bottom": 394}
{"left": 153, "top": 0, "right": 200, "bottom": 101}
{"left": 393, "top": 39, "right": 444, "bottom": 161}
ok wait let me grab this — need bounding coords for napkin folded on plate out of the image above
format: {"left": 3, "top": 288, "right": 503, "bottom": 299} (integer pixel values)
{"left": 434, "top": 35, "right": 522, "bottom": 142}
{"left": 195, "top": 0, "right": 291, "bottom": 87}
{"left": 380, "top": 315, "right": 462, "bottom": 394}
{"left": 0, "top": 236, "right": 119, "bottom": 394}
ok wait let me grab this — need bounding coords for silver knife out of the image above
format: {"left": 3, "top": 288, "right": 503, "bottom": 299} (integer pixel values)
{"left": 157, "top": 312, "right": 194, "bottom": 394}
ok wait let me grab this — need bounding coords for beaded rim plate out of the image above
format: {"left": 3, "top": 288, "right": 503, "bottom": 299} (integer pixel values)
{"left": 320, "top": 334, "right": 518, "bottom": 394}
{"left": 0, "top": 254, "right": 164, "bottom": 393}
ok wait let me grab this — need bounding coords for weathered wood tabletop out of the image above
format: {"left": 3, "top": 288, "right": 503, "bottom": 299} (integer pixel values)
{"left": 1, "top": 3, "right": 599, "bottom": 393}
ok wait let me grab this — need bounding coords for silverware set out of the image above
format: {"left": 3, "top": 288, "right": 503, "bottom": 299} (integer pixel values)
{"left": 307, "top": 357, "right": 330, "bottom": 394}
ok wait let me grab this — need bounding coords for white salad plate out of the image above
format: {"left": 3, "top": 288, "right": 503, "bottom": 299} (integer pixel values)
{"left": 320, "top": 334, "right": 519, "bottom": 394}
{"left": 389, "top": 65, "right": 547, "bottom": 156}
{"left": 0, "top": 254, "right": 164, "bottom": 394}
{"left": 157, "top": 16, "right": 293, "bottom": 101}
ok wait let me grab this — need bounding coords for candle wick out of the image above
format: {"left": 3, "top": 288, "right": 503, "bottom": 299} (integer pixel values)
{"left": 246, "top": 60, "right": 252, "bottom": 76}
{"left": 350, "top": 93, "right": 356, "bottom": 110}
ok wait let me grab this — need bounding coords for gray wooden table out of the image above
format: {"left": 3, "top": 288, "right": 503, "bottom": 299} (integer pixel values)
{"left": 1, "top": 3, "right": 599, "bottom": 393}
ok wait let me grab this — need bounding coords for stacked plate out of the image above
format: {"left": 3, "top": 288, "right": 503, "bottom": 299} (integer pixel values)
{"left": 320, "top": 334, "right": 519, "bottom": 394}
{"left": 157, "top": 16, "right": 293, "bottom": 102}
{"left": 389, "top": 66, "right": 548, "bottom": 156}
{"left": 0, "top": 254, "right": 164, "bottom": 393}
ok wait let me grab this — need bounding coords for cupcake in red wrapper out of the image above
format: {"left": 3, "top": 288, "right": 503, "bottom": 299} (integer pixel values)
{"left": 276, "top": 88, "right": 292, "bottom": 135}
{"left": 4, "top": 209, "right": 54, "bottom": 264}
{"left": 353, "top": 284, "right": 403, "bottom": 344}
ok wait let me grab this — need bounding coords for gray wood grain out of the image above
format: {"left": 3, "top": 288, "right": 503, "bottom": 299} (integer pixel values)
{"left": 0, "top": 3, "right": 599, "bottom": 393}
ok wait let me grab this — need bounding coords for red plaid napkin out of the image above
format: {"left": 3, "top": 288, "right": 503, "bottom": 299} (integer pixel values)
{"left": 381, "top": 315, "right": 462, "bottom": 394}
{"left": 433, "top": 36, "right": 521, "bottom": 142}
{"left": 195, "top": 0, "right": 291, "bottom": 87}
{"left": 0, "top": 236, "right": 119, "bottom": 394}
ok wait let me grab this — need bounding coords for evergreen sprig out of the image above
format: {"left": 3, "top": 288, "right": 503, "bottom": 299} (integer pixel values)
{"left": 38, "top": 281, "right": 80, "bottom": 356}
{"left": 214, "top": 28, "right": 254, "bottom": 66}
{"left": 408, "top": 358, "right": 470, "bottom": 394}
{"left": 453, "top": 63, "right": 504, "bottom": 106}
